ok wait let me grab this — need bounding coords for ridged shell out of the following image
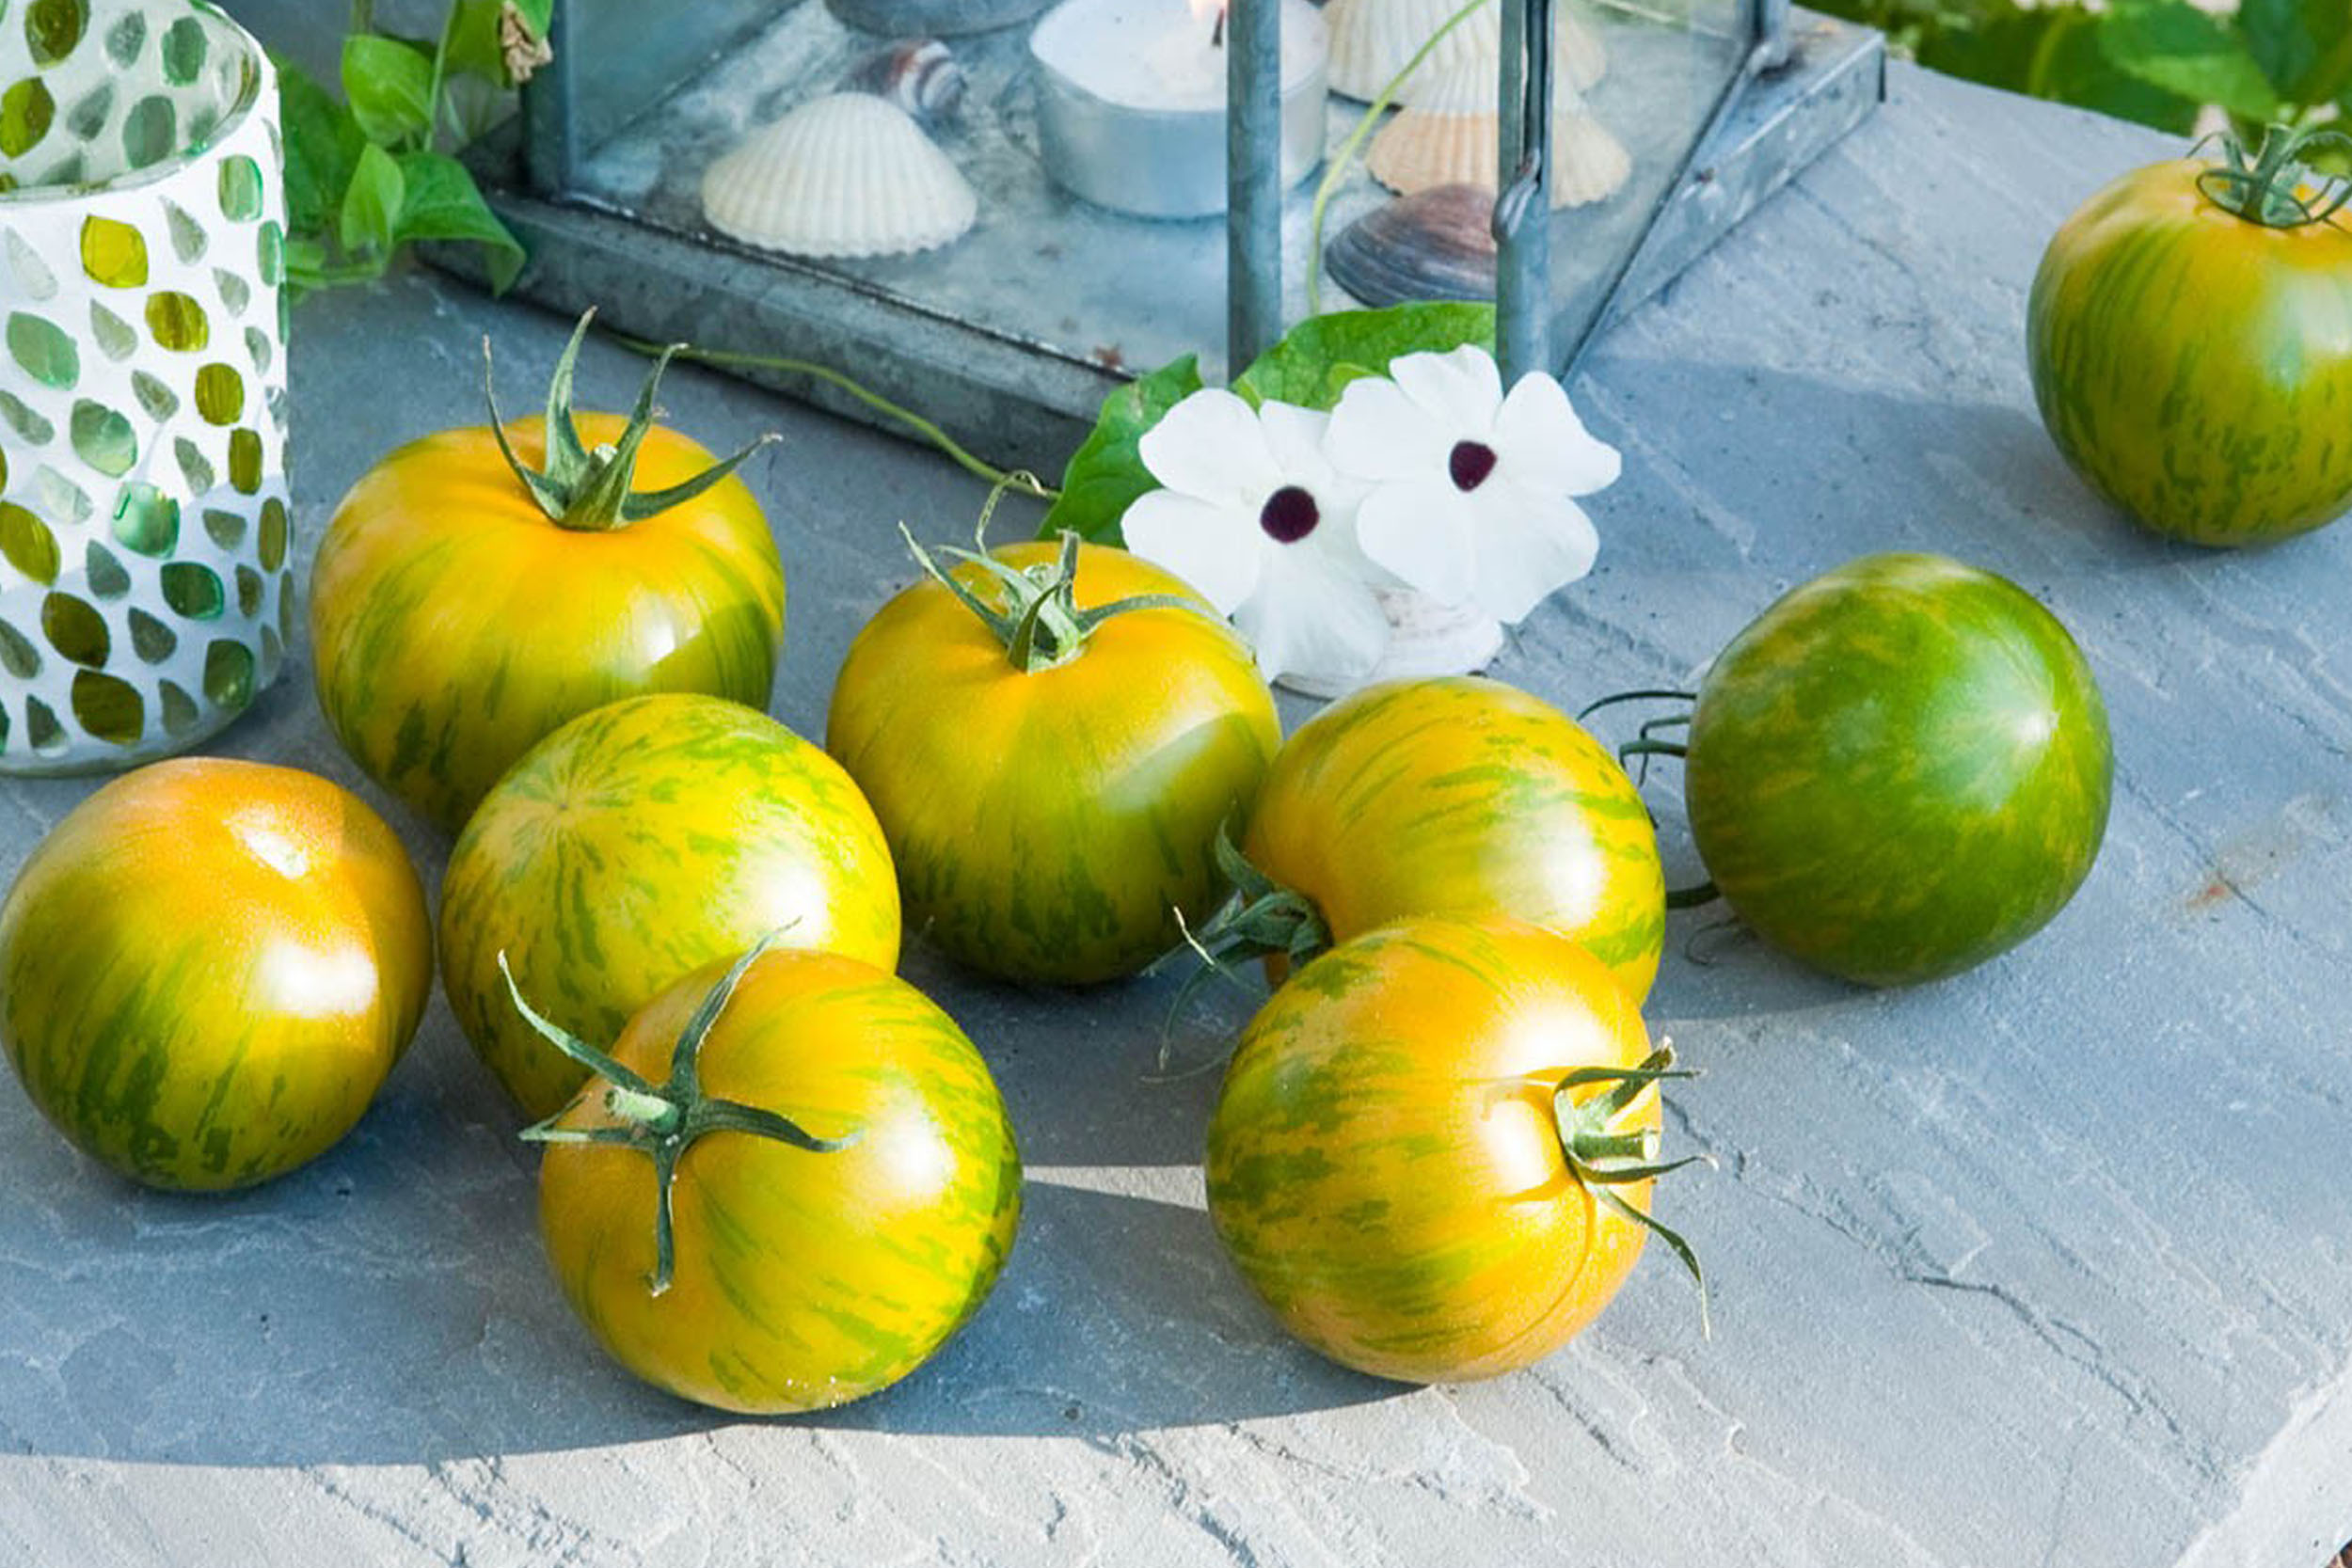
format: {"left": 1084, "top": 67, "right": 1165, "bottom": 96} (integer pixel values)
{"left": 842, "top": 38, "right": 967, "bottom": 128}
{"left": 1325, "top": 0, "right": 1605, "bottom": 103}
{"left": 1326, "top": 183, "right": 1497, "bottom": 309}
{"left": 1365, "top": 68, "right": 1629, "bottom": 210}
{"left": 701, "top": 93, "right": 977, "bottom": 259}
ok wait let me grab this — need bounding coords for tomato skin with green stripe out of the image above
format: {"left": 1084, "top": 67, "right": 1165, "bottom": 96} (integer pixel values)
{"left": 2028, "top": 159, "right": 2352, "bottom": 546}
{"left": 1686, "top": 553, "right": 2110, "bottom": 988}
{"left": 1245, "top": 675, "right": 1666, "bottom": 1001}
{"left": 0, "top": 759, "right": 431, "bottom": 1191}
{"left": 440, "top": 693, "right": 900, "bottom": 1119}
{"left": 539, "top": 947, "right": 1021, "bottom": 1414}
{"left": 826, "top": 541, "right": 1280, "bottom": 985}
{"left": 1205, "top": 918, "right": 1658, "bottom": 1384}
{"left": 310, "top": 412, "right": 786, "bottom": 832}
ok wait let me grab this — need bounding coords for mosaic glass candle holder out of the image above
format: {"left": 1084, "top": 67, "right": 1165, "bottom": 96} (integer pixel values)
{"left": 0, "top": 0, "right": 290, "bottom": 774}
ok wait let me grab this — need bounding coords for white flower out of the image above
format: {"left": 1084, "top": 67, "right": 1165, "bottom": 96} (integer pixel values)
{"left": 1325, "top": 344, "right": 1619, "bottom": 624}
{"left": 1121, "top": 389, "right": 1390, "bottom": 685}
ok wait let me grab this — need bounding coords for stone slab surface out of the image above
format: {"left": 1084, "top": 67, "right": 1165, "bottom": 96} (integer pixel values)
{"left": 1, "top": 37, "right": 2348, "bottom": 1568}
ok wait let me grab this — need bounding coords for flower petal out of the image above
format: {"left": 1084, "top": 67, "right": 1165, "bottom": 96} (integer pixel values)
{"left": 1257, "top": 401, "right": 1336, "bottom": 483}
{"left": 1138, "top": 388, "right": 1281, "bottom": 504}
{"left": 1465, "top": 484, "right": 1599, "bottom": 623}
{"left": 1357, "top": 477, "right": 1479, "bottom": 608}
{"left": 1121, "top": 490, "right": 1264, "bottom": 613}
{"left": 1388, "top": 344, "right": 1504, "bottom": 435}
{"left": 1493, "top": 372, "right": 1621, "bottom": 497}
{"left": 1239, "top": 547, "right": 1391, "bottom": 684}
{"left": 1326, "top": 374, "right": 1451, "bottom": 483}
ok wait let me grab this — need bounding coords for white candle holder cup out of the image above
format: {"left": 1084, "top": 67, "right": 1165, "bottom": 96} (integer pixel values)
{"left": 0, "top": 0, "right": 291, "bottom": 775}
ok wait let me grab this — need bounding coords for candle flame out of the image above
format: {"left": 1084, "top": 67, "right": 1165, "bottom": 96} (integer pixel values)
{"left": 1188, "top": 0, "right": 1223, "bottom": 29}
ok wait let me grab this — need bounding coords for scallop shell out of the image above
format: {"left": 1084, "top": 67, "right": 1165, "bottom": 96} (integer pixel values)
{"left": 1327, "top": 183, "right": 1497, "bottom": 308}
{"left": 701, "top": 93, "right": 977, "bottom": 260}
{"left": 843, "top": 38, "right": 967, "bottom": 128}
{"left": 1325, "top": 0, "right": 1605, "bottom": 103}
{"left": 1365, "top": 63, "right": 1629, "bottom": 210}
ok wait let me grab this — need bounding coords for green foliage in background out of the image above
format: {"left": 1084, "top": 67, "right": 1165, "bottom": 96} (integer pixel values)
{"left": 1812, "top": 0, "right": 2351, "bottom": 158}
{"left": 275, "top": 0, "right": 552, "bottom": 297}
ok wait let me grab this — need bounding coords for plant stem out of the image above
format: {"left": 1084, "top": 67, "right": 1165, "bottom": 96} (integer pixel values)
{"left": 422, "top": 0, "right": 460, "bottom": 154}
{"left": 1306, "top": 0, "right": 1497, "bottom": 315}
{"left": 617, "top": 338, "right": 1060, "bottom": 503}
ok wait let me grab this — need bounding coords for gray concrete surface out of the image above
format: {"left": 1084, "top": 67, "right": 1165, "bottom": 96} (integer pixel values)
{"left": 1, "top": 40, "right": 2348, "bottom": 1568}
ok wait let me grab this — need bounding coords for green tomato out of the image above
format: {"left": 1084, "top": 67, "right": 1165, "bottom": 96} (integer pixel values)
{"left": 1685, "top": 553, "right": 2111, "bottom": 987}
{"left": 2028, "top": 146, "right": 2352, "bottom": 546}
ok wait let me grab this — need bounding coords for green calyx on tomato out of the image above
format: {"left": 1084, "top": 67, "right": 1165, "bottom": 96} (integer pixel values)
{"left": 1552, "top": 1044, "right": 1709, "bottom": 1332}
{"left": 2193, "top": 123, "right": 2352, "bottom": 230}
{"left": 485, "top": 309, "right": 778, "bottom": 533}
{"left": 904, "top": 522, "right": 1200, "bottom": 675}
{"left": 503, "top": 933, "right": 857, "bottom": 1296}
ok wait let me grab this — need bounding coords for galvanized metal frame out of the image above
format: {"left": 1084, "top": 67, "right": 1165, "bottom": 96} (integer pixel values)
{"left": 455, "top": 0, "right": 1883, "bottom": 467}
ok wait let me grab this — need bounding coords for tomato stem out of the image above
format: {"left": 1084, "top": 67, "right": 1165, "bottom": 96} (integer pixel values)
{"left": 483, "top": 309, "right": 781, "bottom": 533}
{"left": 502, "top": 935, "right": 859, "bottom": 1296}
{"left": 902, "top": 519, "right": 1201, "bottom": 675}
{"left": 2194, "top": 124, "right": 2352, "bottom": 230}
{"left": 1552, "top": 1043, "right": 1710, "bottom": 1335}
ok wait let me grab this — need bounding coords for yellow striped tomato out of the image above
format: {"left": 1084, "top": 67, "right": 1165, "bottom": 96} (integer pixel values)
{"left": 524, "top": 943, "right": 1021, "bottom": 1414}
{"left": 1205, "top": 918, "right": 1696, "bottom": 1384}
{"left": 311, "top": 317, "right": 784, "bottom": 832}
{"left": 0, "top": 759, "right": 431, "bottom": 1190}
{"left": 827, "top": 535, "right": 1279, "bottom": 985}
{"left": 1226, "top": 676, "right": 1665, "bottom": 1001}
{"left": 440, "top": 693, "right": 901, "bottom": 1120}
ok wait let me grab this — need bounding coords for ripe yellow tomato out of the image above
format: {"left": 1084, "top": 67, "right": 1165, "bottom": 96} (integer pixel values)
{"left": 0, "top": 759, "right": 431, "bottom": 1190}
{"left": 440, "top": 693, "right": 900, "bottom": 1120}
{"left": 1240, "top": 676, "right": 1666, "bottom": 1001}
{"left": 533, "top": 946, "right": 1021, "bottom": 1414}
{"left": 310, "top": 324, "right": 785, "bottom": 832}
{"left": 828, "top": 539, "right": 1279, "bottom": 984}
{"left": 1206, "top": 918, "right": 1686, "bottom": 1383}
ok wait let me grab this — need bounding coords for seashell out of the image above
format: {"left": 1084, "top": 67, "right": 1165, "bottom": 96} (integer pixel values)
{"left": 701, "top": 93, "right": 977, "bottom": 260}
{"left": 842, "top": 38, "right": 967, "bottom": 128}
{"left": 1325, "top": 0, "right": 1605, "bottom": 103}
{"left": 1365, "top": 61, "right": 1630, "bottom": 210}
{"left": 1327, "top": 183, "right": 1498, "bottom": 309}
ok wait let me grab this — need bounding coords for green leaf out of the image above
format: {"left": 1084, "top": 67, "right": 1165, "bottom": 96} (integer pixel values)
{"left": 508, "top": 0, "right": 554, "bottom": 39}
{"left": 275, "top": 58, "right": 367, "bottom": 243}
{"left": 341, "top": 33, "right": 436, "bottom": 145}
{"left": 1912, "top": 5, "right": 2201, "bottom": 135}
{"left": 2100, "top": 1, "right": 2284, "bottom": 123}
{"left": 392, "top": 150, "right": 527, "bottom": 290}
{"left": 445, "top": 0, "right": 510, "bottom": 84}
{"left": 1038, "top": 355, "right": 1203, "bottom": 546}
{"left": 2236, "top": 0, "right": 2352, "bottom": 107}
{"left": 1232, "top": 302, "right": 1496, "bottom": 411}
{"left": 340, "top": 140, "right": 406, "bottom": 255}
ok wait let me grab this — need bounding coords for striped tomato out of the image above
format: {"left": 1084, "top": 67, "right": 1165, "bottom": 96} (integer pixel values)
{"left": 0, "top": 759, "right": 431, "bottom": 1191}
{"left": 826, "top": 533, "right": 1279, "bottom": 985}
{"left": 1683, "top": 553, "right": 2110, "bottom": 987}
{"left": 310, "top": 315, "right": 785, "bottom": 832}
{"left": 439, "top": 693, "right": 899, "bottom": 1119}
{"left": 1219, "top": 675, "right": 1665, "bottom": 1002}
{"left": 1204, "top": 918, "right": 1697, "bottom": 1384}
{"left": 2028, "top": 129, "right": 2352, "bottom": 546}
{"left": 520, "top": 942, "right": 1022, "bottom": 1414}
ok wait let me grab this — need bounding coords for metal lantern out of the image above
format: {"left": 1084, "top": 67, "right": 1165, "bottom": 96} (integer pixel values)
{"left": 456, "top": 0, "right": 1882, "bottom": 469}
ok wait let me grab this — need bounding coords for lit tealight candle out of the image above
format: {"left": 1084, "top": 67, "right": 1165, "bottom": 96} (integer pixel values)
{"left": 1031, "top": 0, "right": 1329, "bottom": 219}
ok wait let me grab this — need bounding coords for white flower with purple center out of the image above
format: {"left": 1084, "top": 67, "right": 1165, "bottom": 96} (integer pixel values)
{"left": 1120, "top": 389, "right": 1390, "bottom": 684}
{"left": 1326, "top": 345, "right": 1620, "bottom": 624}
